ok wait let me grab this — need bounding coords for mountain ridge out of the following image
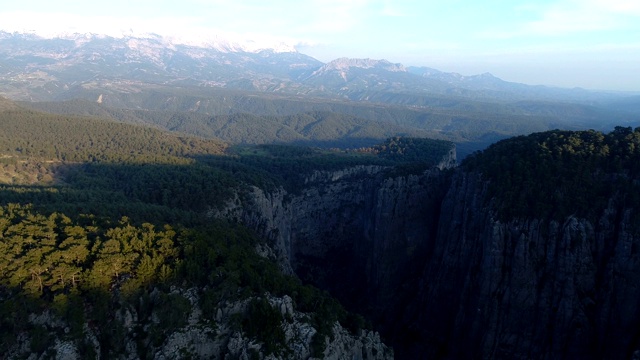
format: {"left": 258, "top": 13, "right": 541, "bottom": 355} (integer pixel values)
{"left": 2, "top": 29, "right": 634, "bottom": 105}
{"left": 0, "top": 29, "right": 299, "bottom": 54}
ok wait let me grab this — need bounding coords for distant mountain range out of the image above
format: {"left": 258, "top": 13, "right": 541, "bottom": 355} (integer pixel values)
{"left": 0, "top": 30, "right": 322, "bottom": 100}
{"left": 1, "top": 30, "right": 634, "bottom": 104}
{"left": 1, "top": 30, "right": 638, "bottom": 157}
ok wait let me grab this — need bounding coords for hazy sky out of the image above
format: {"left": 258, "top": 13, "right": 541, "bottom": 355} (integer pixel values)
{"left": 1, "top": 0, "right": 638, "bottom": 91}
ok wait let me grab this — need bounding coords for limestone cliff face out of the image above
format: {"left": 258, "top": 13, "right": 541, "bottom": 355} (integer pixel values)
{"left": 406, "top": 172, "right": 640, "bottom": 359}
{"left": 221, "top": 161, "right": 640, "bottom": 359}
{"left": 208, "top": 157, "right": 455, "bottom": 360}
{"left": 215, "top": 164, "right": 452, "bottom": 319}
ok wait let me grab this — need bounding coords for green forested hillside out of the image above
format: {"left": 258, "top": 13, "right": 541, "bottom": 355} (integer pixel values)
{"left": 0, "top": 203, "right": 359, "bottom": 357}
{"left": 373, "top": 136, "right": 454, "bottom": 163}
{"left": 25, "top": 85, "right": 632, "bottom": 135}
{"left": 22, "top": 88, "right": 606, "bottom": 154}
{"left": 0, "top": 109, "right": 226, "bottom": 163}
{"left": 21, "top": 98, "right": 440, "bottom": 148}
{"left": 463, "top": 127, "right": 640, "bottom": 221}
{"left": 0, "top": 107, "right": 235, "bottom": 222}
{"left": 23, "top": 87, "right": 634, "bottom": 162}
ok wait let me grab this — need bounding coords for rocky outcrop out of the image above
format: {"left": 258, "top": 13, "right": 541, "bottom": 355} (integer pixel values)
{"left": 435, "top": 146, "right": 457, "bottom": 170}
{"left": 7, "top": 288, "right": 392, "bottom": 360}
{"left": 323, "top": 324, "right": 391, "bottom": 360}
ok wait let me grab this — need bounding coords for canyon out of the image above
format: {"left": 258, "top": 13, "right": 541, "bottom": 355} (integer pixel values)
{"left": 219, "top": 143, "right": 640, "bottom": 359}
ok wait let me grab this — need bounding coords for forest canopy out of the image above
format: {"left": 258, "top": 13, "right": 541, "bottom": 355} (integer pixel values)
{"left": 463, "top": 127, "right": 640, "bottom": 221}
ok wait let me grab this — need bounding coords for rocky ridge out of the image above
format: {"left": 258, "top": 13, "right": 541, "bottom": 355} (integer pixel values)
{"left": 6, "top": 287, "right": 393, "bottom": 360}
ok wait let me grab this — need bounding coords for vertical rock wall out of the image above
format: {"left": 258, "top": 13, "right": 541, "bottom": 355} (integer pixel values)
{"left": 214, "top": 163, "right": 452, "bottom": 330}
{"left": 407, "top": 172, "right": 640, "bottom": 359}
{"left": 216, "top": 148, "right": 640, "bottom": 359}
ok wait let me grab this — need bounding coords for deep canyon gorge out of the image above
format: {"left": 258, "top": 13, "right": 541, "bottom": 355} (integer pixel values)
{"left": 218, "top": 135, "right": 640, "bottom": 359}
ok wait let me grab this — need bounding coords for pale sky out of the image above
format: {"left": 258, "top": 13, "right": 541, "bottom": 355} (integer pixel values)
{"left": 1, "top": 0, "right": 639, "bottom": 91}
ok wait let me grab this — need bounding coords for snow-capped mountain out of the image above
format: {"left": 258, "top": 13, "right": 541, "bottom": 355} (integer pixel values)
{"left": 0, "top": 28, "right": 299, "bottom": 54}
{"left": 313, "top": 58, "right": 406, "bottom": 74}
{"left": 0, "top": 30, "right": 322, "bottom": 100}
{"left": 0, "top": 30, "right": 626, "bottom": 106}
